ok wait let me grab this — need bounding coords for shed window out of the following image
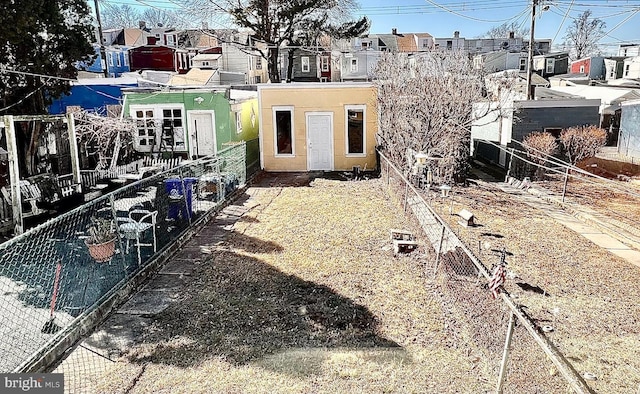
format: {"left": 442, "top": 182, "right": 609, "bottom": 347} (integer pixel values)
{"left": 346, "top": 105, "right": 366, "bottom": 156}
{"left": 350, "top": 58, "right": 358, "bottom": 72}
{"left": 274, "top": 107, "right": 294, "bottom": 155}
{"left": 301, "top": 57, "right": 310, "bottom": 72}
{"left": 130, "top": 106, "right": 186, "bottom": 152}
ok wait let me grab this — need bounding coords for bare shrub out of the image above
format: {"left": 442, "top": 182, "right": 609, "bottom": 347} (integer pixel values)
{"left": 523, "top": 131, "right": 559, "bottom": 179}
{"left": 373, "top": 51, "right": 513, "bottom": 184}
{"left": 559, "top": 125, "right": 606, "bottom": 165}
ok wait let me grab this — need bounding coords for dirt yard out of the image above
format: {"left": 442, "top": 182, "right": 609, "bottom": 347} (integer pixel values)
{"left": 92, "top": 175, "right": 498, "bottom": 393}
{"left": 428, "top": 175, "right": 640, "bottom": 394}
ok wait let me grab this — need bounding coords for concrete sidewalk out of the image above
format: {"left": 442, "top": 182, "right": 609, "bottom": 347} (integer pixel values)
{"left": 494, "top": 178, "right": 640, "bottom": 269}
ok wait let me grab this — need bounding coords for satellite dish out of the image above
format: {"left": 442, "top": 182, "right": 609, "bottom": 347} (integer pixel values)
{"left": 501, "top": 41, "right": 510, "bottom": 49}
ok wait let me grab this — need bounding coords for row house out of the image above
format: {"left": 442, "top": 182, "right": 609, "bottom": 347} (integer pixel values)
{"left": 570, "top": 53, "right": 640, "bottom": 82}
{"left": 279, "top": 48, "right": 332, "bottom": 82}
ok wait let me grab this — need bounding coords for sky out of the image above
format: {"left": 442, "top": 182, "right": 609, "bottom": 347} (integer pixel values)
{"left": 101, "top": 0, "right": 640, "bottom": 53}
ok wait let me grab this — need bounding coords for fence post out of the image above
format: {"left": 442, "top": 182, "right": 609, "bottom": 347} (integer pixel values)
{"left": 433, "top": 225, "right": 446, "bottom": 278}
{"left": 505, "top": 148, "right": 515, "bottom": 182}
{"left": 497, "top": 312, "right": 516, "bottom": 394}
{"left": 403, "top": 182, "right": 409, "bottom": 212}
{"left": 561, "top": 167, "right": 569, "bottom": 203}
{"left": 4, "top": 115, "right": 24, "bottom": 235}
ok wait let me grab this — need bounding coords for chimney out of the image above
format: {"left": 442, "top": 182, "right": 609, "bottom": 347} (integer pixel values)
{"left": 392, "top": 28, "right": 397, "bottom": 35}
{"left": 454, "top": 31, "right": 460, "bottom": 38}
{"left": 509, "top": 31, "right": 515, "bottom": 39}
{"left": 139, "top": 21, "right": 146, "bottom": 30}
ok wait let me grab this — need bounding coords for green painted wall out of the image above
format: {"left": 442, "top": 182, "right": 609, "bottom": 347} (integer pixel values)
{"left": 123, "top": 90, "right": 259, "bottom": 163}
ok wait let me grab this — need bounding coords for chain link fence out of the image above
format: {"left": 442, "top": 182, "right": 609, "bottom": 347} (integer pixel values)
{"left": 379, "top": 151, "right": 593, "bottom": 394}
{"left": 0, "top": 142, "right": 246, "bottom": 376}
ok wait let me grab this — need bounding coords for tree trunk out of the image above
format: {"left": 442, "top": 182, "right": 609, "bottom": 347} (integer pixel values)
{"left": 286, "top": 48, "right": 295, "bottom": 82}
{"left": 267, "top": 47, "right": 280, "bottom": 83}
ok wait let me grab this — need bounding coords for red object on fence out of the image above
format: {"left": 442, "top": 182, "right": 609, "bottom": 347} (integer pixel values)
{"left": 489, "top": 263, "right": 506, "bottom": 298}
{"left": 49, "top": 262, "right": 62, "bottom": 316}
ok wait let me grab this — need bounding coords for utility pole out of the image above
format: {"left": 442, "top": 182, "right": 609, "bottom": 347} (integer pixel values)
{"left": 93, "top": 0, "right": 109, "bottom": 78}
{"left": 526, "top": 0, "right": 538, "bottom": 100}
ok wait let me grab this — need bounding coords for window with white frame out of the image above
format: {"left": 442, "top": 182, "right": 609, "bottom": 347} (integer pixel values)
{"left": 545, "top": 58, "right": 555, "bottom": 74}
{"left": 321, "top": 56, "right": 329, "bottom": 72}
{"left": 301, "top": 56, "right": 310, "bottom": 72}
{"left": 236, "top": 110, "right": 243, "bottom": 134}
{"left": 124, "top": 54, "right": 129, "bottom": 67}
{"left": 345, "top": 105, "right": 366, "bottom": 156}
{"left": 161, "top": 108, "right": 185, "bottom": 149}
{"left": 350, "top": 58, "right": 358, "bottom": 72}
{"left": 256, "top": 57, "right": 262, "bottom": 70}
{"left": 519, "top": 58, "right": 527, "bottom": 71}
{"left": 579, "top": 65, "right": 585, "bottom": 73}
{"left": 273, "top": 107, "right": 294, "bottom": 155}
{"left": 130, "top": 106, "right": 186, "bottom": 151}
{"left": 361, "top": 41, "right": 370, "bottom": 49}
{"left": 108, "top": 52, "right": 114, "bottom": 67}
{"left": 167, "top": 34, "right": 175, "bottom": 46}
{"left": 116, "top": 53, "right": 121, "bottom": 67}
{"left": 625, "top": 64, "right": 630, "bottom": 77}
{"left": 132, "top": 108, "right": 157, "bottom": 149}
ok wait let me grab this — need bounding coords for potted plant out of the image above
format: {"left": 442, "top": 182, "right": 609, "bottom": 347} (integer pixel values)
{"left": 85, "top": 216, "right": 117, "bottom": 262}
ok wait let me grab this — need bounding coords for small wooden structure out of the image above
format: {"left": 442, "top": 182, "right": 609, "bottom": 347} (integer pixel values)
{"left": 457, "top": 209, "right": 475, "bottom": 227}
{"left": 390, "top": 229, "right": 418, "bottom": 256}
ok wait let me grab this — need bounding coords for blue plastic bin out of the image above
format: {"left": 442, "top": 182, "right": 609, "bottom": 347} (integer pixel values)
{"left": 164, "top": 177, "right": 198, "bottom": 220}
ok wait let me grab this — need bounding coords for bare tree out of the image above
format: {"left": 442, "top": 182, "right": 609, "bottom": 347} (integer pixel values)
{"left": 184, "top": 0, "right": 368, "bottom": 82}
{"left": 374, "top": 51, "right": 513, "bottom": 184}
{"left": 560, "top": 125, "right": 606, "bottom": 165}
{"left": 482, "top": 21, "right": 529, "bottom": 39}
{"left": 523, "top": 131, "right": 558, "bottom": 179}
{"left": 101, "top": 3, "right": 142, "bottom": 29}
{"left": 141, "top": 8, "right": 184, "bottom": 29}
{"left": 564, "top": 10, "right": 606, "bottom": 61}
{"left": 73, "top": 110, "right": 137, "bottom": 169}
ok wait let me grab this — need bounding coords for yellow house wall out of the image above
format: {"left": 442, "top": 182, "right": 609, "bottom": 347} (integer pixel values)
{"left": 260, "top": 85, "right": 378, "bottom": 171}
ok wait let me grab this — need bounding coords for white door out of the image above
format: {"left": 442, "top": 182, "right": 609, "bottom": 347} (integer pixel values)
{"left": 189, "top": 111, "right": 216, "bottom": 157}
{"left": 306, "top": 113, "right": 333, "bottom": 171}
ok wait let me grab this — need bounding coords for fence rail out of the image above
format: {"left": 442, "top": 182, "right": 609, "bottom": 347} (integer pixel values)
{"left": 0, "top": 142, "right": 246, "bottom": 375}
{"left": 379, "top": 150, "right": 593, "bottom": 394}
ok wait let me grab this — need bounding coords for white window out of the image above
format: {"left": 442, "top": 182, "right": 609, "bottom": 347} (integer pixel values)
{"left": 124, "top": 54, "right": 129, "bottom": 67}
{"left": 345, "top": 105, "right": 366, "bottom": 156}
{"left": 130, "top": 106, "right": 186, "bottom": 152}
{"left": 132, "top": 108, "right": 157, "bottom": 149}
{"left": 519, "top": 58, "right": 527, "bottom": 72}
{"left": 301, "top": 56, "right": 310, "bottom": 72}
{"left": 625, "top": 64, "right": 630, "bottom": 77}
{"left": 422, "top": 39, "right": 430, "bottom": 49}
{"left": 579, "top": 65, "right": 585, "bottom": 73}
{"left": 350, "top": 58, "right": 358, "bottom": 72}
{"left": 254, "top": 75, "right": 261, "bottom": 83}
{"left": 321, "top": 56, "right": 329, "bottom": 72}
{"left": 545, "top": 58, "right": 555, "bottom": 74}
{"left": 362, "top": 41, "right": 370, "bottom": 49}
{"left": 256, "top": 57, "right": 262, "bottom": 70}
{"left": 236, "top": 111, "right": 242, "bottom": 134}
{"left": 273, "top": 106, "right": 294, "bottom": 156}
{"left": 108, "top": 52, "right": 114, "bottom": 67}
{"left": 167, "top": 34, "right": 175, "bottom": 46}
{"left": 116, "top": 53, "right": 121, "bottom": 67}
{"left": 202, "top": 61, "right": 210, "bottom": 67}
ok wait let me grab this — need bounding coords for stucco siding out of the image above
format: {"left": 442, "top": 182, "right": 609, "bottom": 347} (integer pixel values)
{"left": 259, "top": 84, "right": 378, "bottom": 171}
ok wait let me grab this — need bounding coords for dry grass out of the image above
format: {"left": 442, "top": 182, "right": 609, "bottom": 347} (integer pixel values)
{"left": 92, "top": 177, "right": 497, "bottom": 393}
{"left": 428, "top": 178, "right": 640, "bottom": 394}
